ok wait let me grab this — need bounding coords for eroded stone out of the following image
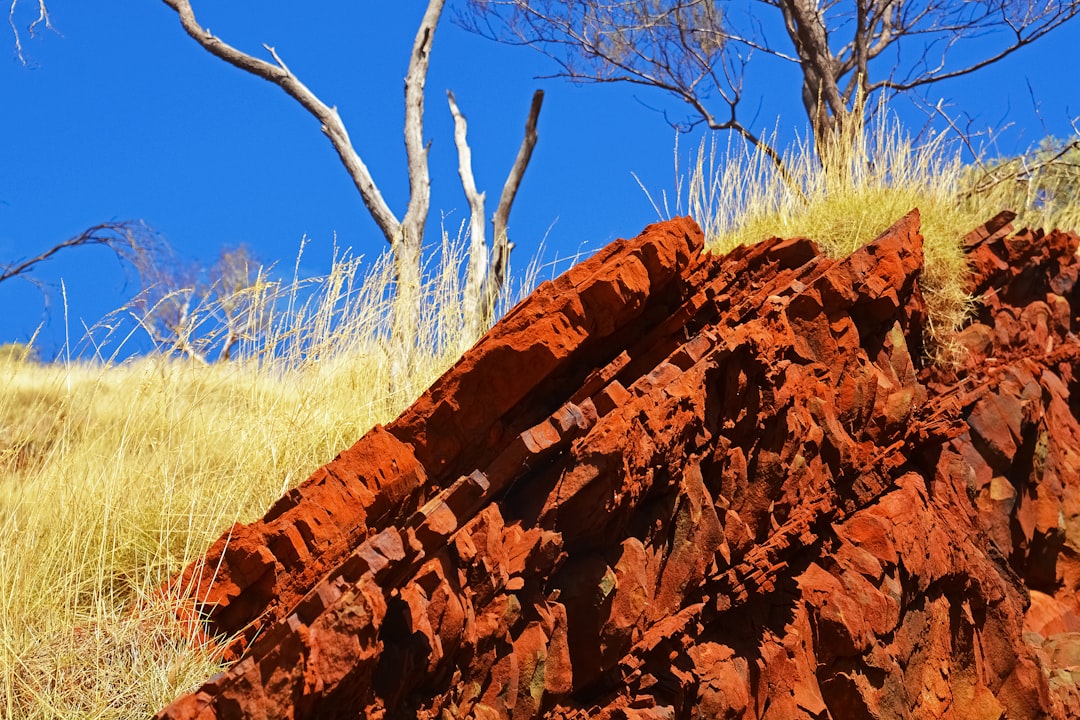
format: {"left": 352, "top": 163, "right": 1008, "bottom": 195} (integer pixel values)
{"left": 157, "top": 211, "right": 1080, "bottom": 719}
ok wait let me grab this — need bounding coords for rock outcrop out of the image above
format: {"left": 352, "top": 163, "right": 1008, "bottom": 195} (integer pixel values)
{"left": 157, "top": 210, "right": 1080, "bottom": 719}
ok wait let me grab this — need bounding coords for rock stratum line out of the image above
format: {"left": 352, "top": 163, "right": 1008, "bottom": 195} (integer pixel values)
{"left": 158, "top": 211, "right": 1080, "bottom": 719}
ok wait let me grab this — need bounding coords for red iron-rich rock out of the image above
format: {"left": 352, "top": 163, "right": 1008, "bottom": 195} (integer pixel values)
{"left": 157, "top": 210, "right": 1080, "bottom": 719}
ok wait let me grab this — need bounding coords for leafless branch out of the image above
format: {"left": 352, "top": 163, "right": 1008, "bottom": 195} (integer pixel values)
{"left": 8, "top": 0, "right": 54, "bottom": 64}
{"left": 0, "top": 221, "right": 157, "bottom": 288}
{"left": 160, "top": 0, "right": 403, "bottom": 246}
{"left": 447, "top": 88, "right": 489, "bottom": 331}
{"left": 872, "top": 1, "right": 1080, "bottom": 91}
{"left": 487, "top": 88, "right": 544, "bottom": 323}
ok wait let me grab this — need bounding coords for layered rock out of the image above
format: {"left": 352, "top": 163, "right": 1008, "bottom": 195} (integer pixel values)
{"left": 939, "top": 211, "right": 1080, "bottom": 715}
{"left": 158, "top": 210, "right": 1080, "bottom": 719}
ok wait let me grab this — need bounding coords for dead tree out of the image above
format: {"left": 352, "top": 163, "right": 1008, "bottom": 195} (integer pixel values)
{"left": 130, "top": 244, "right": 270, "bottom": 364}
{"left": 465, "top": 1, "right": 1080, "bottom": 163}
{"left": 160, "top": 0, "right": 543, "bottom": 359}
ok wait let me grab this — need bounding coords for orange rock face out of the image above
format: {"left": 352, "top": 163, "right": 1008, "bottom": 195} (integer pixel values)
{"left": 157, "top": 211, "right": 1080, "bottom": 719}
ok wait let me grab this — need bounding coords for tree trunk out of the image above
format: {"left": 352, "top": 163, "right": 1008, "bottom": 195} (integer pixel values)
{"left": 390, "top": 0, "right": 442, "bottom": 378}
{"left": 778, "top": 0, "right": 849, "bottom": 162}
{"left": 390, "top": 225, "right": 423, "bottom": 380}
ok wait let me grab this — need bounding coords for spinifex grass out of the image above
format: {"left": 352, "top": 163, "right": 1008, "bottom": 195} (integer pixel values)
{"left": 0, "top": 238, "right": 486, "bottom": 718}
{"left": 651, "top": 104, "right": 1053, "bottom": 363}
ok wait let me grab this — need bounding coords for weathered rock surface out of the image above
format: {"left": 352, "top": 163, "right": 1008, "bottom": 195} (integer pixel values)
{"left": 157, "top": 210, "right": 1080, "bottom": 719}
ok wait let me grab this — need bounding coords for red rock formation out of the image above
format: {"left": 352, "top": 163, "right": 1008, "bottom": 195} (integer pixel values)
{"left": 157, "top": 210, "right": 1080, "bottom": 720}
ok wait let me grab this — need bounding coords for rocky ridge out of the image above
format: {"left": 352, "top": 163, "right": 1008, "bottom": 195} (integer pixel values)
{"left": 157, "top": 210, "right": 1080, "bottom": 719}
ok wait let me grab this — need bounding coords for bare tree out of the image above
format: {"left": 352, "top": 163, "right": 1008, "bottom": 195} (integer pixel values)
{"left": 465, "top": 1, "right": 1080, "bottom": 162}
{"left": 160, "top": 0, "right": 544, "bottom": 359}
{"left": 131, "top": 244, "right": 270, "bottom": 364}
{"left": 211, "top": 245, "right": 264, "bottom": 362}
{"left": 130, "top": 244, "right": 207, "bottom": 363}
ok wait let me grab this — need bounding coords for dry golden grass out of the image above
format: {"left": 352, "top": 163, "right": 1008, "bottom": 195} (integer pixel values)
{"left": 0, "top": 237, "right": 492, "bottom": 718}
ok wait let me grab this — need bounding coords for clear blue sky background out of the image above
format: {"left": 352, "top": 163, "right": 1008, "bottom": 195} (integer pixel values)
{"left": 2, "top": 2, "right": 1077, "bottom": 358}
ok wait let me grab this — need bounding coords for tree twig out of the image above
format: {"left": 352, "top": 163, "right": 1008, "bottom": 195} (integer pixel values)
{"left": 447, "top": 88, "right": 489, "bottom": 331}
{"left": 0, "top": 222, "right": 153, "bottom": 287}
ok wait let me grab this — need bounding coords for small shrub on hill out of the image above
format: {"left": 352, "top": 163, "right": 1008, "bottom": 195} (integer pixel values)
{"left": 959, "top": 135, "right": 1080, "bottom": 233}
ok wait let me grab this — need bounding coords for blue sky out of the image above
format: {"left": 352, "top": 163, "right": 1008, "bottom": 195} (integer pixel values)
{"left": 2, "top": 2, "right": 1077, "bottom": 358}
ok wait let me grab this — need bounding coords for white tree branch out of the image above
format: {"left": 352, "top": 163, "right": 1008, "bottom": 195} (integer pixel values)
{"left": 447, "top": 88, "right": 489, "bottom": 331}
{"left": 400, "top": 0, "right": 445, "bottom": 254}
{"left": 486, "top": 88, "right": 544, "bottom": 319}
{"left": 9, "top": 0, "right": 53, "bottom": 64}
{"left": 160, "top": 0, "right": 403, "bottom": 246}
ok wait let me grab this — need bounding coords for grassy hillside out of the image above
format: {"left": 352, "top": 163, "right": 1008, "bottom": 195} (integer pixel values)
{"left": 0, "top": 245, "right": 482, "bottom": 718}
{"left": 1, "top": 119, "right": 1076, "bottom": 717}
